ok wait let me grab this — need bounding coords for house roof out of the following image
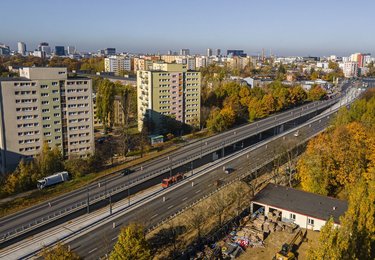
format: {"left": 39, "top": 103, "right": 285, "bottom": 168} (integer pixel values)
{"left": 252, "top": 183, "right": 348, "bottom": 223}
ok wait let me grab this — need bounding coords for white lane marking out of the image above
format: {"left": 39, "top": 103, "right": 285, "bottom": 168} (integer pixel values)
{"left": 151, "top": 214, "right": 158, "bottom": 219}
{"left": 182, "top": 197, "right": 188, "bottom": 201}
{"left": 195, "top": 190, "right": 201, "bottom": 194}
{"left": 112, "top": 237, "right": 117, "bottom": 241}
{"left": 88, "top": 248, "right": 97, "bottom": 254}
{"left": 167, "top": 205, "right": 174, "bottom": 209}
{"left": 208, "top": 184, "right": 212, "bottom": 187}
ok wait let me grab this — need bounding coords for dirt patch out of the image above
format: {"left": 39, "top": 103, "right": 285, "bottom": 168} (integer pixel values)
{"left": 238, "top": 229, "right": 320, "bottom": 260}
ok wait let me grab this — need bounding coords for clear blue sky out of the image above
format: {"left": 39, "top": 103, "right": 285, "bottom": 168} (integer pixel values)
{"left": 1, "top": 0, "right": 374, "bottom": 56}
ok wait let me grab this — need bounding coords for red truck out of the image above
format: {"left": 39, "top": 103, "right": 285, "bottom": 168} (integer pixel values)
{"left": 162, "top": 173, "right": 184, "bottom": 188}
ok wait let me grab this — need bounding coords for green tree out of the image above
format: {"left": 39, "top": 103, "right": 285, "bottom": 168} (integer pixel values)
{"left": 96, "top": 79, "right": 116, "bottom": 131}
{"left": 36, "top": 143, "right": 64, "bottom": 179}
{"left": 110, "top": 223, "right": 151, "bottom": 260}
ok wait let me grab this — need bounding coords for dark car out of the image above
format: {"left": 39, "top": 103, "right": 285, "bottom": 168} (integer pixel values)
{"left": 121, "top": 168, "right": 134, "bottom": 176}
{"left": 224, "top": 167, "right": 234, "bottom": 174}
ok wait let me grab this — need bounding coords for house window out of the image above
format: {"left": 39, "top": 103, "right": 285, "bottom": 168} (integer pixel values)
{"left": 308, "top": 218, "right": 314, "bottom": 225}
{"left": 290, "top": 213, "right": 296, "bottom": 220}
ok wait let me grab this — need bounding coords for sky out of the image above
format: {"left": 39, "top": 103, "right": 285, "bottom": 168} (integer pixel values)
{"left": 1, "top": 0, "right": 374, "bottom": 56}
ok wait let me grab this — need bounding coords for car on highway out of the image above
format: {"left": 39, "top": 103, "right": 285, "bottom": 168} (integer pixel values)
{"left": 224, "top": 166, "right": 234, "bottom": 174}
{"left": 121, "top": 168, "right": 134, "bottom": 176}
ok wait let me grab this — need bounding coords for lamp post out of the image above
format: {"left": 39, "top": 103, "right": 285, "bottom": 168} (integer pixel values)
{"left": 86, "top": 185, "right": 90, "bottom": 214}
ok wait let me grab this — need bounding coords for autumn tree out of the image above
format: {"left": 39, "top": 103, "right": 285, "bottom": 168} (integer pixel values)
{"left": 110, "top": 223, "right": 151, "bottom": 260}
{"left": 40, "top": 243, "right": 81, "bottom": 260}
{"left": 309, "top": 177, "right": 375, "bottom": 260}
{"left": 96, "top": 79, "right": 116, "bottom": 131}
{"left": 308, "top": 85, "right": 327, "bottom": 101}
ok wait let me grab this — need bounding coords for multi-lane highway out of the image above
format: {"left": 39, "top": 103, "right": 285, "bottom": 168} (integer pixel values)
{"left": 63, "top": 103, "right": 339, "bottom": 259}
{"left": 0, "top": 103, "right": 338, "bottom": 260}
{"left": 0, "top": 86, "right": 362, "bottom": 259}
{"left": 0, "top": 97, "right": 338, "bottom": 245}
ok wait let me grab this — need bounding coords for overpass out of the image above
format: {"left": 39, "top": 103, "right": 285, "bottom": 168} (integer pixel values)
{"left": 0, "top": 97, "right": 340, "bottom": 247}
{"left": 0, "top": 87, "right": 363, "bottom": 259}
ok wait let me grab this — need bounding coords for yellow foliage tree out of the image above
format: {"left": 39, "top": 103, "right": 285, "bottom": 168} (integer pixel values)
{"left": 110, "top": 223, "right": 151, "bottom": 260}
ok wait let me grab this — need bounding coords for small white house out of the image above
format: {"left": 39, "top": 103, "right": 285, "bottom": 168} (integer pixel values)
{"left": 250, "top": 184, "right": 347, "bottom": 231}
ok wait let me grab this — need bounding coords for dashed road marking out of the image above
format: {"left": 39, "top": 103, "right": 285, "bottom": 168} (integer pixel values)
{"left": 195, "top": 190, "right": 201, "bottom": 194}
{"left": 88, "top": 248, "right": 97, "bottom": 254}
{"left": 182, "top": 197, "right": 188, "bottom": 201}
{"left": 167, "top": 205, "right": 174, "bottom": 209}
{"left": 151, "top": 214, "right": 158, "bottom": 219}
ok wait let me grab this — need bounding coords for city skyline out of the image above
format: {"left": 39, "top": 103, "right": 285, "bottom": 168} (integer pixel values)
{"left": 1, "top": 0, "right": 375, "bottom": 56}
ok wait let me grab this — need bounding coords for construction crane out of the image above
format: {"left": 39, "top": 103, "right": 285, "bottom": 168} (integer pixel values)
{"left": 273, "top": 228, "right": 306, "bottom": 260}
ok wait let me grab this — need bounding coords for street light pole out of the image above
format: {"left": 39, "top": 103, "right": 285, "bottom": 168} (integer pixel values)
{"left": 127, "top": 174, "right": 130, "bottom": 206}
{"left": 109, "top": 193, "right": 112, "bottom": 215}
{"left": 86, "top": 186, "right": 90, "bottom": 214}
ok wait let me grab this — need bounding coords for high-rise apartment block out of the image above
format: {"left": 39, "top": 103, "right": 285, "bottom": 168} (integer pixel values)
{"left": 104, "top": 56, "right": 132, "bottom": 75}
{"left": 343, "top": 61, "right": 358, "bottom": 78}
{"left": 17, "top": 42, "right": 27, "bottom": 55}
{"left": 137, "top": 63, "right": 201, "bottom": 132}
{"left": 0, "top": 67, "right": 95, "bottom": 174}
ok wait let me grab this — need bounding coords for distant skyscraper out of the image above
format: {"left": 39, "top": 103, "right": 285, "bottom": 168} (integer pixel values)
{"left": 0, "top": 43, "right": 10, "bottom": 56}
{"left": 105, "top": 48, "right": 116, "bottom": 55}
{"left": 180, "top": 49, "right": 190, "bottom": 56}
{"left": 167, "top": 50, "right": 172, "bottom": 55}
{"left": 17, "top": 42, "right": 26, "bottom": 55}
{"left": 54, "top": 46, "right": 65, "bottom": 56}
{"left": 38, "top": 42, "right": 51, "bottom": 56}
{"left": 216, "top": 49, "right": 221, "bottom": 57}
{"left": 227, "top": 50, "right": 246, "bottom": 57}
{"left": 207, "top": 48, "right": 212, "bottom": 57}
{"left": 67, "top": 46, "right": 76, "bottom": 55}
{"left": 38, "top": 42, "right": 49, "bottom": 51}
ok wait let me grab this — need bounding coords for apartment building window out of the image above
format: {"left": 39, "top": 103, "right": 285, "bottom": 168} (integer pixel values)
{"left": 53, "top": 98, "right": 59, "bottom": 102}
{"left": 55, "top": 128, "right": 61, "bottom": 132}
{"left": 308, "top": 218, "right": 314, "bottom": 225}
{"left": 52, "top": 90, "right": 59, "bottom": 94}
{"left": 41, "top": 85, "right": 48, "bottom": 89}
{"left": 41, "top": 93, "right": 49, "bottom": 97}
{"left": 54, "top": 113, "right": 60, "bottom": 117}
{"left": 42, "top": 101, "right": 49, "bottom": 105}
{"left": 42, "top": 117, "right": 50, "bottom": 120}
{"left": 43, "top": 124, "right": 51, "bottom": 128}
{"left": 52, "top": 82, "right": 58, "bottom": 86}
{"left": 55, "top": 136, "right": 61, "bottom": 140}
{"left": 44, "top": 132, "right": 51, "bottom": 136}
{"left": 290, "top": 213, "right": 296, "bottom": 220}
{"left": 42, "top": 109, "right": 50, "bottom": 113}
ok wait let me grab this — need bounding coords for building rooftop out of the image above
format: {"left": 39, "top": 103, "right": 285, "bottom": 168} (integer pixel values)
{"left": 252, "top": 183, "right": 348, "bottom": 223}
{"left": 0, "top": 77, "right": 30, "bottom": 82}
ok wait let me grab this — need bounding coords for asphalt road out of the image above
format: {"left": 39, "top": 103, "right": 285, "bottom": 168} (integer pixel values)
{"left": 0, "top": 97, "right": 338, "bottom": 245}
{"left": 66, "top": 107, "right": 334, "bottom": 259}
